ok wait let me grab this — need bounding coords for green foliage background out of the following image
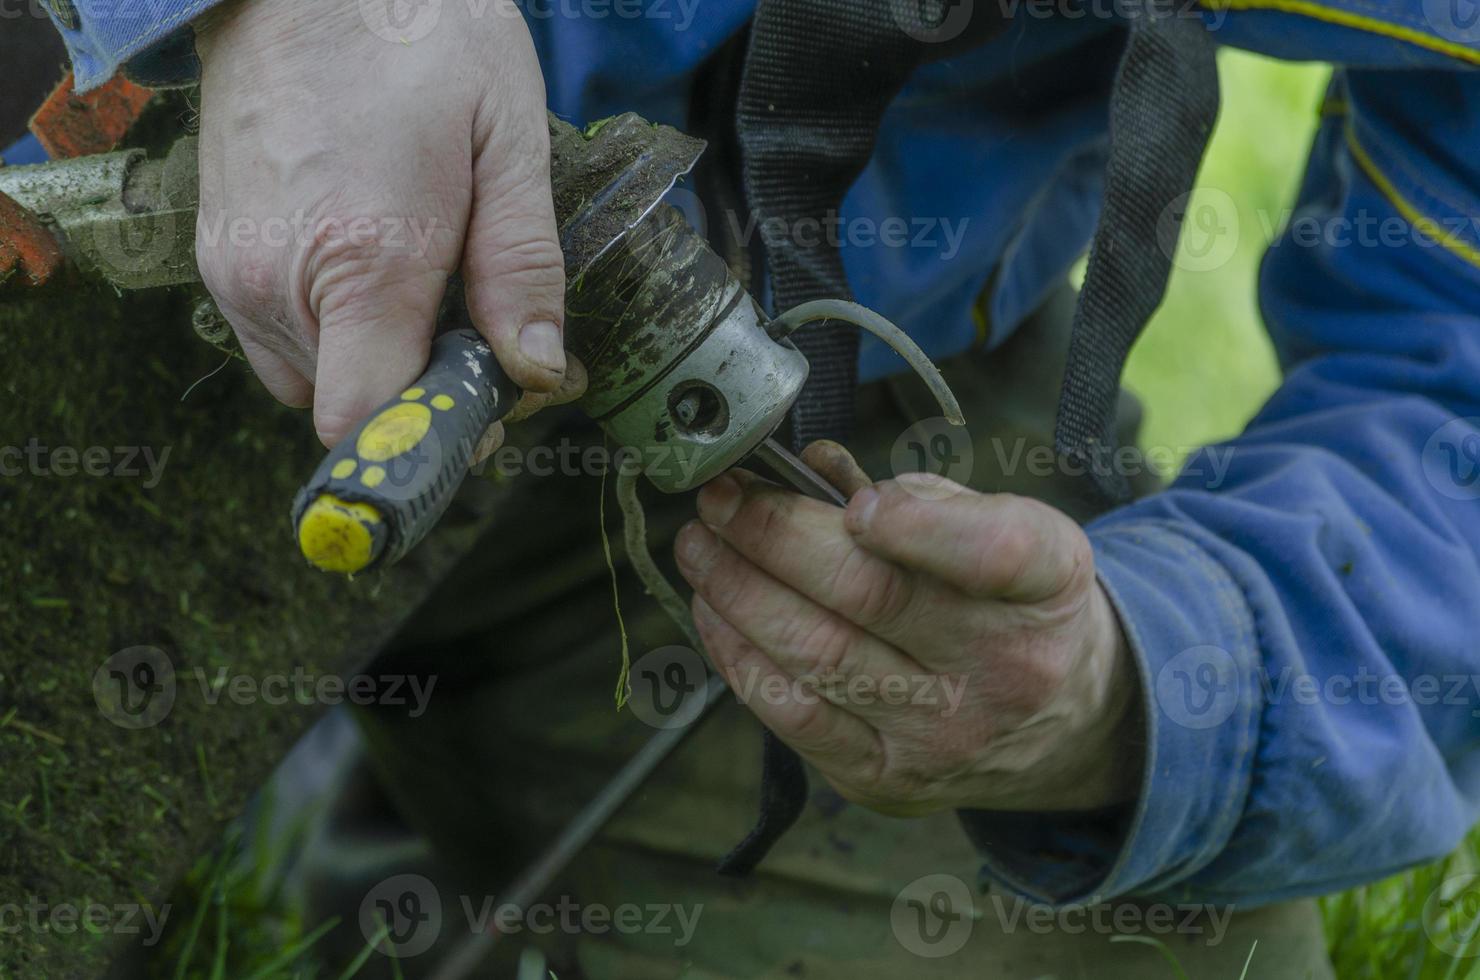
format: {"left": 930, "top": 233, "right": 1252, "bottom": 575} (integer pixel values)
{"left": 1124, "top": 50, "right": 1329, "bottom": 459}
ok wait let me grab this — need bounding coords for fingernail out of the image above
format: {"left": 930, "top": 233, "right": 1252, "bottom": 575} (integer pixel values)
{"left": 676, "top": 520, "right": 718, "bottom": 570}
{"left": 697, "top": 474, "right": 742, "bottom": 528}
{"left": 847, "top": 486, "right": 879, "bottom": 533}
{"left": 518, "top": 320, "right": 566, "bottom": 374}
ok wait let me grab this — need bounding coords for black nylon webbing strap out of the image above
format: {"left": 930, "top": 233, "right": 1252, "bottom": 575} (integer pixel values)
{"left": 1053, "top": 0, "right": 1219, "bottom": 504}
{"left": 735, "top": 0, "right": 993, "bottom": 448}
{"left": 720, "top": 0, "right": 979, "bottom": 877}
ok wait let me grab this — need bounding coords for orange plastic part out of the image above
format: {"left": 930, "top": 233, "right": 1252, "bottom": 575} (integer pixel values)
{"left": 29, "top": 71, "right": 153, "bottom": 160}
{"left": 0, "top": 191, "right": 63, "bottom": 286}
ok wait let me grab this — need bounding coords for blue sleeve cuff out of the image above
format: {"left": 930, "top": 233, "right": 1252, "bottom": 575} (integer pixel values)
{"left": 961, "top": 520, "right": 1264, "bottom": 906}
{"left": 46, "top": 0, "right": 214, "bottom": 92}
{"left": 123, "top": 29, "right": 202, "bottom": 89}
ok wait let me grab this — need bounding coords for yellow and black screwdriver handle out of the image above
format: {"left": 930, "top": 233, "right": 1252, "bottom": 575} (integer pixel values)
{"left": 291, "top": 328, "right": 518, "bottom": 575}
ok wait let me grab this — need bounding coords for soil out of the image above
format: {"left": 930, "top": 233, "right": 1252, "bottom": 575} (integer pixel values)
{"left": 0, "top": 272, "right": 497, "bottom": 978}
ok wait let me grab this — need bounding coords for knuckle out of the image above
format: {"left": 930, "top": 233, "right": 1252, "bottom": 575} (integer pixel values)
{"left": 776, "top": 613, "right": 852, "bottom": 678}
{"left": 307, "top": 225, "right": 393, "bottom": 281}
{"left": 724, "top": 560, "right": 774, "bottom": 615}
{"left": 203, "top": 248, "right": 281, "bottom": 319}
{"left": 834, "top": 757, "right": 913, "bottom": 811}
{"left": 784, "top": 697, "right": 833, "bottom": 745}
{"left": 486, "top": 237, "right": 566, "bottom": 291}
{"left": 753, "top": 488, "right": 798, "bottom": 542}
{"left": 312, "top": 403, "right": 370, "bottom": 446}
{"left": 478, "top": 109, "right": 552, "bottom": 190}
{"left": 874, "top": 480, "right": 922, "bottom": 528}
{"left": 307, "top": 234, "right": 444, "bottom": 324}
{"left": 729, "top": 486, "right": 792, "bottom": 556}
{"left": 466, "top": 236, "right": 566, "bottom": 325}
{"left": 928, "top": 727, "right": 987, "bottom": 780}
{"left": 1060, "top": 525, "right": 1097, "bottom": 594}
{"left": 831, "top": 550, "right": 911, "bottom": 630}
{"left": 971, "top": 506, "right": 1036, "bottom": 592}
{"left": 994, "top": 646, "right": 1072, "bottom": 718}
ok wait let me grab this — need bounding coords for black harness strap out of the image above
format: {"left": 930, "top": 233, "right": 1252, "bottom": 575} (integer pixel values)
{"left": 1053, "top": 0, "right": 1220, "bottom": 505}
{"left": 737, "top": 1, "right": 934, "bottom": 448}
{"left": 721, "top": 0, "right": 958, "bottom": 877}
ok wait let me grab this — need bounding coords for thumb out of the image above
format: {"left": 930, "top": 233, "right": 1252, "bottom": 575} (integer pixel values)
{"left": 463, "top": 85, "right": 567, "bottom": 395}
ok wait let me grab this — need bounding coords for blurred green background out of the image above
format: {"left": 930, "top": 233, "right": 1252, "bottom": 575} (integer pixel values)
{"left": 1123, "top": 49, "right": 1329, "bottom": 463}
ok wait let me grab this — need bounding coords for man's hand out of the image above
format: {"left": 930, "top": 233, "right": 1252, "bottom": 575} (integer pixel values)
{"left": 674, "top": 447, "right": 1144, "bottom": 815}
{"left": 193, "top": 0, "right": 580, "bottom": 450}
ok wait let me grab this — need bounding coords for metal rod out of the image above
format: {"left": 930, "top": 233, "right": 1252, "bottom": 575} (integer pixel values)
{"left": 427, "top": 673, "right": 730, "bottom": 980}
{"left": 751, "top": 437, "right": 848, "bottom": 507}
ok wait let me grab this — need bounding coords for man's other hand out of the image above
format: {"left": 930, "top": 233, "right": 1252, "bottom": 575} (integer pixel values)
{"left": 675, "top": 445, "right": 1144, "bottom": 815}
{"left": 193, "top": 0, "right": 578, "bottom": 450}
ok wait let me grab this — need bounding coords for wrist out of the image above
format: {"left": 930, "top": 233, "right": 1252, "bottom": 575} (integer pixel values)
{"left": 1010, "top": 583, "right": 1145, "bottom": 811}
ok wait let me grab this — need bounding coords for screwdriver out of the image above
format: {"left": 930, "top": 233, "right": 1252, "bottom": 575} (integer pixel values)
{"left": 291, "top": 327, "right": 517, "bottom": 574}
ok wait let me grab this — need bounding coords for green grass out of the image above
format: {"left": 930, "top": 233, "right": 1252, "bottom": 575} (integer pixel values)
{"left": 1128, "top": 49, "right": 1480, "bottom": 979}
